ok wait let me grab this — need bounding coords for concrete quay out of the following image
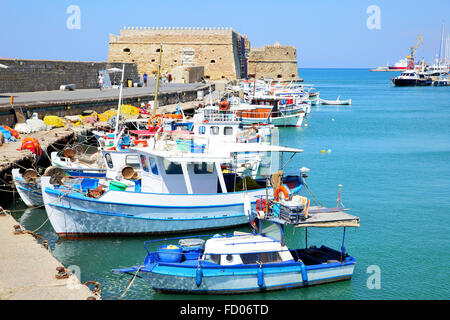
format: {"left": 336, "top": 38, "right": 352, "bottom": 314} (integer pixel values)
{"left": 0, "top": 82, "right": 213, "bottom": 127}
{"left": 0, "top": 212, "right": 97, "bottom": 300}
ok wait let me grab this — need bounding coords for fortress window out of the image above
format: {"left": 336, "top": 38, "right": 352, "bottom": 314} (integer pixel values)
{"left": 156, "top": 48, "right": 161, "bottom": 52}
{"left": 151, "top": 59, "right": 155, "bottom": 62}
{"left": 210, "top": 60, "right": 216, "bottom": 63}
{"left": 277, "top": 74, "right": 282, "bottom": 78}
{"left": 123, "top": 48, "right": 130, "bottom": 53}
{"left": 291, "top": 74, "right": 296, "bottom": 78}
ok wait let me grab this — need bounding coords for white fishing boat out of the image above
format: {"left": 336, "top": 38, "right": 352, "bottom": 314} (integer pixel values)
{"left": 432, "top": 74, "right": 450, "bottom": 86}
{"left": 391, "top": 71, "right": 433, "bottom": 86}
{"left": 236, "top": 96, "right": 307, "bottom": 127}
{"left": 319, "top": 96, "right": 352, "bottom": 105}
{"left": 50, "top": 148, "right": 105, "bottom": 171}
{"left": 41, "top": 143, "right": 304, "bottom": 237}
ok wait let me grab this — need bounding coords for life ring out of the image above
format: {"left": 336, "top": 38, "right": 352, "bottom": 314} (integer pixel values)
{"left": 274, "top": 185, "right": 291, "bottom": 202}
{"left": 148, "top": 116, "right": 162, "bottom": 127}
{"left": 219, "top": 101, "right": 230, "bottom": 111}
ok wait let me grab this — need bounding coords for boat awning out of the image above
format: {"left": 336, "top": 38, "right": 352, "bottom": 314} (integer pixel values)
{"left": 130, "top": 147, "right": 236, "bottom": 163}
{"left": 294, "top": 207, "right": 360, "bottom": 228}
{"left": 222, "top": 143, "right": 304, "bottom": 154}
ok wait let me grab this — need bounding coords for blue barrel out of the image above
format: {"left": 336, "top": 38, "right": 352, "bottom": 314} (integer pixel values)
{"left": 157, "top": 245, "right": 183, "bottom": 263}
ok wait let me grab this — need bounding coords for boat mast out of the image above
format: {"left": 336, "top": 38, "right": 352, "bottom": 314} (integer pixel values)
{"left": 152, "top": 43, "right": 163, "bottom": 117}
{"left": 253, "top": 64, "right": 257, "bottom": 98}
{"left": 438, "top": 21, "right": 445, "bottom": 66}
{"left": 113, "top": 63, "right": 125, "bottom": 146}
{"left": 445, "top": 35, "right": 450, "bottom": 67}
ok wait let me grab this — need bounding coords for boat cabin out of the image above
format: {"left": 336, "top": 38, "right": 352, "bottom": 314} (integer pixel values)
{"left": 133, "top": 148, "right": 243, "bottom": 194}
{"left": 398, "top": 71, "right": 418, "bottom": 78}
{"left": 132, "top": 144, "right": 301, "bottom": 194}
{"left": 202, "top": 233, "right": 293, "bottom": 266}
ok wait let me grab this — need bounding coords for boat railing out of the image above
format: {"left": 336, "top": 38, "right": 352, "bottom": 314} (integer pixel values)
{"left": 143, "top": 233, "right": 233, "bottom": 256}
{"left": 202, "top": 112, "right": 238, "bottom": 122}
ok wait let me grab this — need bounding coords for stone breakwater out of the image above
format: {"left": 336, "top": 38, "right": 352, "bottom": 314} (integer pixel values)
{"left": 0, "top": 59, "right": 139, "bottom": 94}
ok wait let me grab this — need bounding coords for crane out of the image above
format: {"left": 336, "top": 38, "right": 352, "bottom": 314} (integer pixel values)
{"left": 406, "top": 34, "right": 424, "bottom": 59}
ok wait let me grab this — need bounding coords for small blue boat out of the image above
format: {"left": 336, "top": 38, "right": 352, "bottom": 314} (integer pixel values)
{"left": 113, "top": 202, "right": 360, "bottom": 295}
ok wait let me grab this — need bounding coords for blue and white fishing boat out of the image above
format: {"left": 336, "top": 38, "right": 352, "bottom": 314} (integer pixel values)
{"left": 112, "top": 198, "right": 359, "bottom": 295}
{"left": 12, "top": 169, "right": 45, "bottom": 207}
{"left": 40, "top": 143, "right": 304, "bottom": 237}
{"left": 12, "top": 167, "right": 105, "bottom": 207}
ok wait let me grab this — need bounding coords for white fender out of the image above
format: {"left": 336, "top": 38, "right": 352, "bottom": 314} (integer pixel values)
{"left": 243, "top": 193, "right": 251, "bottom": 217}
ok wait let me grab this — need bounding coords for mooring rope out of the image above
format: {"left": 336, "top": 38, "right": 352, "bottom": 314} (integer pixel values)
{"left": 118, "top": 265, "right": 145, "bottom": 300}
{"left": 301, "top": 179, "right": 324, "bottom": 207}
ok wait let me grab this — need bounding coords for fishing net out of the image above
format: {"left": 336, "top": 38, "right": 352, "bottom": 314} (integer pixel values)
{"left": 43, "top": 115, "right": 65, "bottom": 128}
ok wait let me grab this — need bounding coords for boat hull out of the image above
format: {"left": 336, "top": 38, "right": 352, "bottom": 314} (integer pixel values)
{"left": 41, "top": 177, "right": 271, "bottom": 236}
{"left": 12, "top": 169, "right": 43, "bottom": 207}
{"left": 135, "top": 259, "right": 355, "bottom": 295}
{"left": 241, "top": 113, "right": 304, "bottom": 127}
{"left": 433, "top": 80, "right": 450, "bottom": 86}
{"left": 392, "top": 79, "right": 433, "bottom": 86}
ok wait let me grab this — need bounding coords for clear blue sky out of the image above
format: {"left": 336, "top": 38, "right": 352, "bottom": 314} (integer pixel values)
{"left": 1, "top": 0, "right": 449, "bottom": 68}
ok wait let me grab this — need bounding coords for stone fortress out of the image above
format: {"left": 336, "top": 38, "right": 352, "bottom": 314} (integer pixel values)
{"left": 247, "top": 42, "right": 300, "bottom": 81}
{"left": 108, "top": 26, "right": 300, "bottom": 82}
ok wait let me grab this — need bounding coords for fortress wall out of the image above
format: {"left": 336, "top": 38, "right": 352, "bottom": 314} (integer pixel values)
{"left": 108, "top": 27, "right": 248, "bottom": 81}
{"left": 247, "top": 44, "right": 300, "bottom": 80}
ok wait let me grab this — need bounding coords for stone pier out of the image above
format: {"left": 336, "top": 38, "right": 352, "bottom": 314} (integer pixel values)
{"left": 0, "top": 212, "right": 97, "bottom": 300}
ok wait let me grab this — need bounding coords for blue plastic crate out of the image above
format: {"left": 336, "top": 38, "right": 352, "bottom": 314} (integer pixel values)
{"left": 191, "top": 143, "right": 206, "bottom": 153}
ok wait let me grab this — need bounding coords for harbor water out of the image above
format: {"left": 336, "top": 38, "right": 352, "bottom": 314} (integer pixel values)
{"left": 7, "top": 68, "right": 450, "bottom": 300}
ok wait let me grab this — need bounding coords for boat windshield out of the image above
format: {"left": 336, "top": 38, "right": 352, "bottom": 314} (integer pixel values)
{"left": 260, "top": 219, "right": 283, "bottom": 244}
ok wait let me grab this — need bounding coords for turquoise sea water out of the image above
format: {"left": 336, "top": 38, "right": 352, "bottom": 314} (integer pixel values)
{"left": 8, "top": 69, "right": 450, "bottom": 300}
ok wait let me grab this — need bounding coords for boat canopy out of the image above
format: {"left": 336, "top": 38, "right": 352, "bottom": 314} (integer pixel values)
{"left": 296, "top": 209, "right": 359, "bottom": 228}
{"left": 266, "top": 208, "right": 359, "bottom": 228}
{"left": 221, "top": 143, "right": 303, "bottom": 154}
{"left": 131, "top": 143, "right": 303, "bottom": 159}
